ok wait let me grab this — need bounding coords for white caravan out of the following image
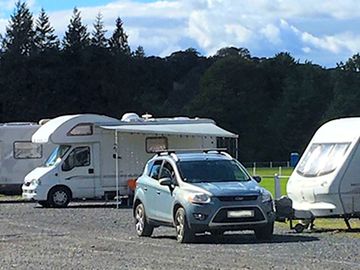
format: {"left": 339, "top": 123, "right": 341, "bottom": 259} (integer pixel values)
{"left": 0, "top": 122, "right": 54, "bottom": 194}
{"left": 287, "top": 117, "right": 360, "bottom": 228}
{"left": 22, "top": 113, "right": 237, "bottom": 207}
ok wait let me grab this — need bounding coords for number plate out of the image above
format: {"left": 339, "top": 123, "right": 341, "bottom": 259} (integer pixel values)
{"left": 227, "top": 210, "right": 254, "bottom": 218}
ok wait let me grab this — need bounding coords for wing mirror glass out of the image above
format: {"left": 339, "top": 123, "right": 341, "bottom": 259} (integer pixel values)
{"left": 253, "top": 176, "right": 262, "bottom": 183}
{"left": 159, "top": 177, "right": 172, "bottom": 186}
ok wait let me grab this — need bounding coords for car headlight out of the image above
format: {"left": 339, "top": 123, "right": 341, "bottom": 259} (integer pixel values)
{"left": 261, "top": 191, "right": 272, "bottom": 203}
{"left": 187, "top": 193, "right": 211, "bottom": 204}
{"left": 32, "top": 179, "right": 41, "bottom": 186}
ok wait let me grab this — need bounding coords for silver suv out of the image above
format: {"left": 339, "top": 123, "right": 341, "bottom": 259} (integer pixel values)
{"left": 133, "top": 150, "right": 275, "bottom": 243}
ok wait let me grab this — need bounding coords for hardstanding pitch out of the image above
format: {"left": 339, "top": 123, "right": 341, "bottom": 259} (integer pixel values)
{"left": 1, "top": 202, "right": 360, "bottom": 269}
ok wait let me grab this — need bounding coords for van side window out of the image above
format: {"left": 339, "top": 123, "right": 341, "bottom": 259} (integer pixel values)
{"left": 62, "top": 146, "right": 90, "bottom": 171}
{"left": 149, "top": 160, "right": 162, "bottom": 180}
{"left": 13, "top": 141, "right": 42, "bottom": 159}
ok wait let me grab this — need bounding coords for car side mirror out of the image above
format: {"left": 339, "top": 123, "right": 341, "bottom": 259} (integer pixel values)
{"left": 159, "top": 177, "right": 172, "bottom": 186}
{"left": 253, "top": 176, "right": 261, "bottom": 183}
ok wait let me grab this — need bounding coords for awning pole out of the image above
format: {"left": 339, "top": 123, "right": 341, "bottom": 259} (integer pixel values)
{"left": 115, "top": 130, "right": 119, "bottom": 209}
{"left": 235, "top": 137, "right": 239, "bottom": 160}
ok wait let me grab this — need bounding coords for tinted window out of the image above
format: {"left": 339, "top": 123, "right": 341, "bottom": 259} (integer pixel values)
{"left": 178, "top": 159, "right": 250, "bottom": 183}
{"left": 149, "top": 160, "right": 162, "bottom": 180}
{"left": 159, "top": 161, "right": 175, "bottom": 180}
{"left": 62, "top": 146, "right": 90, "bottom": 171}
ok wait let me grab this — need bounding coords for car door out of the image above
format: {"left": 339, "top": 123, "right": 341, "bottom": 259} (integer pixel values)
{"left": 60, "top": 145, "right": 97, "bottom": 199}
{"left": 142, "top": 159, "right": 163, "bottom": 219}
{"left": 155, "top": 161, "right": 177, "bottom": 222}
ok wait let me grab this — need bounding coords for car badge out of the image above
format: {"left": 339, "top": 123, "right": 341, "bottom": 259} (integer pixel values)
{"left": 234, "top": 196, "right": 243, "bottom": 201}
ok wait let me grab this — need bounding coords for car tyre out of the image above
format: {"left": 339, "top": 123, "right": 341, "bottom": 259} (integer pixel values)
{"left": 254, "top": 222, "right": 274, "bottom": 240}
{"left": 134, "top": 203, "right": 154, "bottom": 237}
{"left": 175, "top": 208, "right": 194, "bottom": 243}
{"left": 38, "top": 201, "right": 50, "bottom": 208}
{"left": 48, "top": 187, "right": 71, "bottom": 208}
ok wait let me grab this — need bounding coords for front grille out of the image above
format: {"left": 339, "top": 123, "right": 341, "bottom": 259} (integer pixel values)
{"left": 212, "top": 207, "right": 265, "bottom": 223}
{"left": 217, "top": 195, "right": 258, "bottom": 202}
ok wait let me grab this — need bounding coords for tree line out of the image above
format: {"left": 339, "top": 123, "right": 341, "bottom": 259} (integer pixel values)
{"left": 1, "top": 1, "right": 360, "bottom": 162}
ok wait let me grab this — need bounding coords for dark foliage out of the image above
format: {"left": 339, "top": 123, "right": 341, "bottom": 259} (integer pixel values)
{"left": 0, "top": 2, "right": 360, "bottom": 161}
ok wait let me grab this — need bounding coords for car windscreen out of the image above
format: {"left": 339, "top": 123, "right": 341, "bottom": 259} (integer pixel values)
{"left": 44, "top": 145, "right": 71, "bottom": 167}
{"left": 296, "top": 143, "right": 350, "bottom": 177}
{"left": 177, "top": 159, "right": 250, "bottom": 183}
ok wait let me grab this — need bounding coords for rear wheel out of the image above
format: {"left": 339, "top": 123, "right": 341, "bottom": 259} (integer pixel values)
{"left": 48, "top": 187, "right": 71, "bottom": 208}
{"left": 174, "top": 208, "right": 194, "bottom": 243}
{"left": 254, "top": 222, "right": 274, "bottom": 240}
{"left": 134, "top": 203, "right": 153, "bottom": 237}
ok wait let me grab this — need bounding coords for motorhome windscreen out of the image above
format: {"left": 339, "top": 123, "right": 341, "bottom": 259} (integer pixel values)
{"left": 44, "top": 145, "right": 70, "bottom": 167}
{"left": 177, "top": 160, "right": 250, "bottom": 183}
{"left": 296, "top": 143, "right": 350, "bottom": 177}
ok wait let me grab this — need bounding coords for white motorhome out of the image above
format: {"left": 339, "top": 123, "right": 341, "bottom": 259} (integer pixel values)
{"left": 0, "top": 122, "right": 54, "bottom": 194}
{"left": 287, "top": 117, "right": 360, "bottom": 228}
{"left": 22, "top": 113, "right": 237, "bottom": 207}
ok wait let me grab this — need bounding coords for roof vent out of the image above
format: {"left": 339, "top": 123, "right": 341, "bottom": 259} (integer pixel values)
{"left": 142, "top": 113, "right": 153, "bottom": 120}
{"left": 121, "top": 113, "right": 143, "bottom": 122}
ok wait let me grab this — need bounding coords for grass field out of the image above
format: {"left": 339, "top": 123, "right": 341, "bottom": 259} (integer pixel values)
{"left": 246, "top": 167, "right": 294, "bottom": 197}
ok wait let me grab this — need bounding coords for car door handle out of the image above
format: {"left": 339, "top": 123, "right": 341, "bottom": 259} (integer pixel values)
{"left": 156, "top": 190, "right": 161, "bottom": 195}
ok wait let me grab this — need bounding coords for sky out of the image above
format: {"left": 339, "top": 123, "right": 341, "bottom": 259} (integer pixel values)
{"left": 1, "top": 0, "right": 360, "bottom": 67}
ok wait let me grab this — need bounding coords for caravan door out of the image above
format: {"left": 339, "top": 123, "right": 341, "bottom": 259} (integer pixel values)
{"left": 60, "top": 145, "right": 99, "bottom": 199}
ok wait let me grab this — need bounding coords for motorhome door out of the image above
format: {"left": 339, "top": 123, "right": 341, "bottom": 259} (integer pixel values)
{"left": 61, "top": 145, "right": 98, "bottom": 198}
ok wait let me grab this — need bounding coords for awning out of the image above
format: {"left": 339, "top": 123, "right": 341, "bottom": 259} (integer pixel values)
{"left": 99, "top": 122, "right": 238, "bottom": 138}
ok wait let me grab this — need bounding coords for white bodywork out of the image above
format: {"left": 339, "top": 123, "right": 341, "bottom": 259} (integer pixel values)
{"left": 0, "top": 123, "right": 54, "bottom": 193}
{"left": 22, "top": 113, "right": 237, "bottom": 202}
{"left": 287, "top": 118, "right": 360, "bottom": 217}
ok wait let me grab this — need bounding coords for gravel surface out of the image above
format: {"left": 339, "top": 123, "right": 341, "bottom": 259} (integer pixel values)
{"left": 1, "top": 202, "right": 360, "bottom": 270}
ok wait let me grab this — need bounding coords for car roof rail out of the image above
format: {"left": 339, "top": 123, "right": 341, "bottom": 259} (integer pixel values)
{"left": 155, "top": 148, "right": 228, "bottom": 155}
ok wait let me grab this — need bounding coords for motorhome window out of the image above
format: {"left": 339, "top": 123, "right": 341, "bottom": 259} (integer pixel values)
{"left": 62, "top": 146, "right": 90, "bottom": 171}
{"left": 45, "top": 145, "right": 70, "bottom": 166}
{"left": 68, "top": 123, "right": 93, "bottom": 136}
{"left": 146, "top": 137, "right": 168, "bottom": 153}
{"left": 149, "top": 160, "right": 162, "bottom": 180}
{"left": 13, "top": 142, "right": 42, "bottom": 159}
{"left": 297, "top": 143, "right": 350, "bottom": 177}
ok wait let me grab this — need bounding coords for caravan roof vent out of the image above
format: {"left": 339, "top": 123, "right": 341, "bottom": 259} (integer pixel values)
{"left": 121, "top": 113, "right": 143, "bottom": 122}
{"left": 142, "top": 113, "right": 153, "bottom": 120}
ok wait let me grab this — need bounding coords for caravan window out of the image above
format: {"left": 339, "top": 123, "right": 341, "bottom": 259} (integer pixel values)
{"left": 146, "top": 137, "right": 168, "bottom": 153}
{"left": 297, "top": 143, "right": 350, "bottom": 177}
{"left": 13, "top": 142, "right": 42, "bottom": 159}
{"left": 68, "top": 123, "right": 93, "bottom": 136}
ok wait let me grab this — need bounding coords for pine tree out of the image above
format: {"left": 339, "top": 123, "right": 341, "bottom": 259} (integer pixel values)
{"left": 91, "top": 13, "right": 107, "bottom": 48}
{"left": 2, "top": 1, "right": 35, "bottom": 56}
{"left": 108, "top": 17, "right": 130, "bottom": 55}
{"left": 63, "top": 7, "right": 90, "bottom": 53}
{"left": 34, "top": 8, "right": 59, "bottom": 52}
{"left": 133, "top": 46, "right": 145, "bottom": 58}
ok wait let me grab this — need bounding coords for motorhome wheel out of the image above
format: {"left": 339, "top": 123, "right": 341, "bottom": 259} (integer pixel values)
{"left": 48, "top": 187, "right": 70, "bottom": 208}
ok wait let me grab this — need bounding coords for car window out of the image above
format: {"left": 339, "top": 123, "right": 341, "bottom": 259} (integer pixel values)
{"left": 159, "top": 161, "right": 175, "bottom": 180}
{"left": 149, "top": 160, "right": 162, "bottom": 180}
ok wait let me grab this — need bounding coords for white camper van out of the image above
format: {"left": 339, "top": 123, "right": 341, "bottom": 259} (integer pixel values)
{"left": 22, "top": 113, "right": 237, "bottom": 207}
{"left": 287, "top": 117, "right": 360, "bottom": 228}
{"left": 0, "top": 122, "right": 54, "bottom": 194}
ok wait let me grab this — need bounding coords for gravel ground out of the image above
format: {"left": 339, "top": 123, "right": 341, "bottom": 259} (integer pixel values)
{"left": 1, "top": 202, "right": 360, "bottom": 270}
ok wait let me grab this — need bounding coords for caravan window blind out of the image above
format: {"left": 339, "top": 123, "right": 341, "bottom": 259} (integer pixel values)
{"left": 297, "top": 143, "right": 350, "bottom": 177}
{"left": 14, "top": 141, "right": 42, "bottom": 159}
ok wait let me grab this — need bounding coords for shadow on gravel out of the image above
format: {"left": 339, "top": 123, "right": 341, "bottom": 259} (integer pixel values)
{"left": 302, "top": 228, "right": 360, "bottom": 234}
{"left": 151, "top": 233, "right": 319, "bottom": 244}
{"left": 34, "top": 203, "right": 132, "bottom": 209}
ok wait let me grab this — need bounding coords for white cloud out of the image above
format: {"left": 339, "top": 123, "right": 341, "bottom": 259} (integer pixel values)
{"left": 1, "top": 0, "right": 360, "bottom": 66}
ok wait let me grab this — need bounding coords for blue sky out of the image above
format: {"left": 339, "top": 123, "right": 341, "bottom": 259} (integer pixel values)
{"left": 1, "top": 0, "right": 360, "bottom": 67}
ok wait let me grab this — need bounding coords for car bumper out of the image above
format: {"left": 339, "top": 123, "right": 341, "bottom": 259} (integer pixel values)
{"left": 186, "top": 200, "right": 275, "bottom": 233}
{"left": 22, "top": 184, "right": 48, "bottom": 201}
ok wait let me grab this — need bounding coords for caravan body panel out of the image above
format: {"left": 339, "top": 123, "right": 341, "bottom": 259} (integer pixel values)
{"left": 287, "top": 118, "right": 360, "bottom": 217}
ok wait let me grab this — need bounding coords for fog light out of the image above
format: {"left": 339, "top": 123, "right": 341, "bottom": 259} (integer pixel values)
{"left": 193, "top": 213, "right": 207, "bottom": 221}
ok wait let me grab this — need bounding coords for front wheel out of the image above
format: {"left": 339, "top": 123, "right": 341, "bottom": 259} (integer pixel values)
{"left": 134, "top": 203, "right": 153, "bottom": 237}
{"left": 174, "top": 208, "right": 194, "bottom": 243}
{"left": 48, "top": 187, "right": 71, "bottom": 208}
{"left": 254, "top": 222, "right": 274, "bottom": 240}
